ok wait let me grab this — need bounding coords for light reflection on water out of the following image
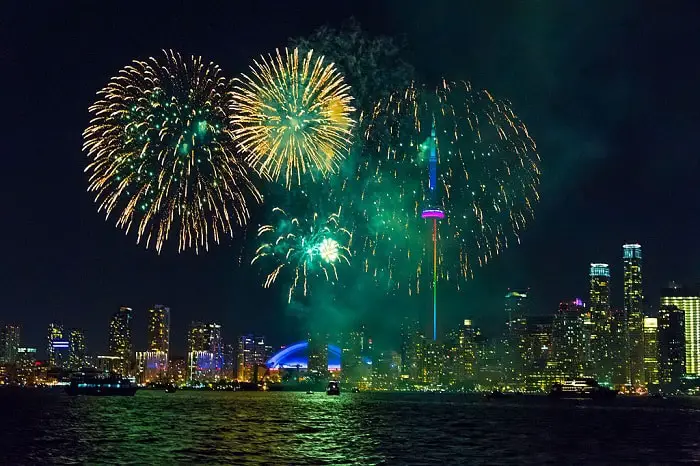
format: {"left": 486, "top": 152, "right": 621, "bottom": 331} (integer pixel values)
{"left": 2, "top": 390, "right": 700, "bottom": 464}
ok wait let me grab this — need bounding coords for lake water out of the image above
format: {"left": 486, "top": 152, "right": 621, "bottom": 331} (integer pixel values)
{"left": 2, "top": 390, "right": 700, "bottom": 464}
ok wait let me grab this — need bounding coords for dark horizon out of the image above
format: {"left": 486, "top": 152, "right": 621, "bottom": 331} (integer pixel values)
{"left": 1, "top": 1, "right": 699, "bottom": 355}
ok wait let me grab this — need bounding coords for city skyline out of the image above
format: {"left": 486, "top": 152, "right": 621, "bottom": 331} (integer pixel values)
{"left": 1, "top": 2, "right": 700, "bottom": 353}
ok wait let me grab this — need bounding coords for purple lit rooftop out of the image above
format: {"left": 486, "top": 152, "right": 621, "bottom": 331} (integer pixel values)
{"left": 421, "top": 209, "right": 445, "bottom": 219}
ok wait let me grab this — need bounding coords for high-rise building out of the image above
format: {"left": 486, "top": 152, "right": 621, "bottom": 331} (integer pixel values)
{"left": 68, "top": 329, "right": 86, "bottom": 370}
{"left": 660, "top": 284, "right": 700, "bottom": 375}
{"left": 0, "top": 324, "right": 20, "bottom": 364}
{"left": 146, "top": 305, "right": 170, "bottom": 378}
{"left": 47, "top": 323, "right": 63, "bottom": 367}
{"left": 108, "top": 307, "right": 133, "bottom": 376}
{"left": 643, "top": 317, "right": 659, "bottom": 391}
{"left": 609, "top": 308, "right": 628, "bottom": 387}
{"left": 187, "top": 322, "right": 223, "bottom": 382}
{"left": 504, "top": 290, "right": 529, "bottom": 388}
{"left": 623, "top": 243, "right": 644, "bottom": 388}
{"left": 340, "top": 327, "right": 365, "bottom": 385}
{"left": 444, "top": 319, "right": 477, "bottom": 388}
{"left": 658, "top": 304, "right": 686, "bottom": 391}
{"left": 235, "top": 334, "right": 270, "bottom": 382}
{"left": 307, "top": 332, "right": 329, "bottom": 377}
{"left": 589, "top": 263, "right": 611, "bottom": 382}
{"left": 423, "top": 340, "right": 444, "bottom": 385}
{"left": 553, "top": 299, "right": 587, "bottom": 377}
{"left": 400, "top": 318, "right": 424, "bottom": 384}
{"left": 16, "top": 347, "right": 38, "bottom": 385}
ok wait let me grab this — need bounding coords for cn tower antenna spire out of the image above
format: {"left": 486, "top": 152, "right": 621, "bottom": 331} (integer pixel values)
{"left": 421, "top": 119, "right": 443, "bottom": 341}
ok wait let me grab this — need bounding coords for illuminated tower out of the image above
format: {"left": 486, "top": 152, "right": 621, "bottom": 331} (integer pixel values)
{"left": 420, "top": 122, "right": 444, "bottom": 341}
{"left": 0, "top": 324, "right": 20, "bottom": 364}
{"left": 643, "top": 317, "right": 659, "bottom": 391}
{"left": 505, "top": 290, "right": 529, "bottom": 388}
{"left": 623, "top": 243, "right": 644, "bottom": 387}
{"left": 147, "top": 305, "right": 170, "bottom": 378}
{"left": 47, "top": 323, "right": 64, "bottom": 367}
{"left": 589, "top": 263, "right": 611, "bottom": 383}
{"left": 658, "top": 303, "right": 685, "bottom": 391}
{"left": 68, "top": 329, "right": 86, "bottom": 370}
{"left": 108, "top": 307, "right": 133, "bottom": 376}
{"left": 660, "top": 284, "right": 700, "bottom": 375}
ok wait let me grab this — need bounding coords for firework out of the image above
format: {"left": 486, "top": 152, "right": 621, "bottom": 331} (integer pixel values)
{"left": 229, "top": 48, "right": 356, "bottom": 188}
{"left": 252, "top": 207, "right": 352, "bottom": 303}
{"left": 338, "top": 80, "right": 540, "bottom": 294}
{"left": 83, "top": 50, "right": 261, "bottom": 253}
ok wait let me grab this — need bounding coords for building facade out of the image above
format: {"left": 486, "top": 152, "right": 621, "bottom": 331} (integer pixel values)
{"left": 643, "top": 317, "right": 659, "bottom": 390}
{"left": 623, "top": 244, "right": 644, "bottom": 388}
{"left": 47, "top": 323, "right": 63, "bottom": 367}
{"left": 108, "top": 307, "right": 133, "bottom": 376}
{"left": 589, "top": 263, "right": 612, "bottom": 383}
{"left": 400, "top": 319, "right": 424, "bottom": 384}
{"left": 0, "top": 324, "right": 20, "bottom": 364}
{"left": 147, "top": 305, "right": 170, "bottom": 379}
{"left": 187, "top": 322, "right": 223, "bottom": 382}
{"left": 68, "top": 329, "right": 86, "bottom": 370}
{"left": 658, "top": 304, "right": 686, "bottom": 391}
{"left": 660, "top": 284, "right": 700, "bottom": 375}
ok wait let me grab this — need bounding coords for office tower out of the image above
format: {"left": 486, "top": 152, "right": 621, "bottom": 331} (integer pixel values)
{"left": 623, "top": 244, "right": 644, "bottom": 387}
{"left": 0, "top": 324, "right": 20, "bottom": 364}
{"left": 504, "top": 290, "right": 529, "bottom": 388}
{"left": 47, "top": 323, "right": 64, "bottom": 367}
{"left": 658, "top": 304, "right": 686, "bottom": 391}
{"left": 643, "top": 317, "right": 659, "bottom": 390}
{"left": 16, "top": 347, "right": 37, "bottom": 385}
{"left": 68, "top": 329, "right": 86, "bottom": 370}
{"left": 168, "top": 356, "right": 187, "bottom": 384}
{"left": 108, "top": 307, "right": 133, "bottom": 376}
{"left": 522, "top": 315, "right": 556, "bottom": 391}
{"left": 187, "top": 322, "right": 223, "bottom": 382}
{"left": 235, "top": 334, "right": 270, "bottom": 382}
{"left": 307, "top": 332, "right": 329, "bottom": 377}
{"left": 423, "top": 340, "right": 444, "bottom": 385}
{"left": 553, "top": 300, "right": 587, "bottom": 377}
{"left": 609, "top": 308, "right": 628, "bottom": 387}
{"left": 589, "top": 263, "right": 611, "bottom": 382}
{"left": 372, "top": 351, "right": 400, "bottom": 389}
{"left": 445, "top": 320, "right": 477, "bottom": 388}
{"left": 660, "top": 284, "right": 700, "bottom": 375}
{"left": 340, "top": 327, "right": 364, "bottom": 385}
{"left": 147, "top": 305, "right": 170, "bottom": 377}
{"left": 400, "top": 318, "right": 425, "bottom": 383}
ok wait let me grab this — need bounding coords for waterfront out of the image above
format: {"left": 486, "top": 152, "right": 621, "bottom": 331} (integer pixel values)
{"left": 2, "top": 391, "right": 700, "bottom": 464}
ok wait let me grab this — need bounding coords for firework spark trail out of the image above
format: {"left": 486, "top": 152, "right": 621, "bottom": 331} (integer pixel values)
{"left": 252, "top": 207, "right": 352, "bottom": 303}
{"left": 333, "top": 80, "right": 540, "bottom": 294}
{"left": 83, "top": 50, "right": 261, "bottom": 253}
{"left": 230, "top": 48, "right": 356, "bottom": 188}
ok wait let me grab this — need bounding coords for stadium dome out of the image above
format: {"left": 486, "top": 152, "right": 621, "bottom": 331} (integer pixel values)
{"left": 265, "top": 341, "right": 341, "bottom": 371}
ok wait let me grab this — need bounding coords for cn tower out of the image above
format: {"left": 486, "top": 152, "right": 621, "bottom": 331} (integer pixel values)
{"left": 420, "top": 122, "right": 444, "bottom": 341}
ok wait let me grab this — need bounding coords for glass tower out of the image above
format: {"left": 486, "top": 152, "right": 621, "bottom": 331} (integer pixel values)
{"left": 643, "top": 317, "right": 659, "bottom": 390}
{"left": 147, "top": 305, "right": 170, "bottom": 377}
{"left": 623, "top": 244, "right": 644, "bottom": 387}
{"left": 660, "top": 284, "right": 700, "bottom": 375}
{"left": 658, "top": 303, "right": 686, "bottom": 390}
{"left": 108, "top": 307, "right": 133, "bottom": 376}
{"left": 589, "top": 263, "right": 611, "bottom": 383}
{"left": 47, "top": 323, "right": 64, "bottom": 367}
{"left": 68, "top": 329, "right": 86, "bottom": 370}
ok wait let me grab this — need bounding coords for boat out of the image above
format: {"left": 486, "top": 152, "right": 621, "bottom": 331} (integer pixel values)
{"left": 65, "top": 369, "right": 138, "bottom": 396}
{"left": 549, "top": 378, "right": 617, "bottom": 399}
{"left": 326, "top": 380, "right": 340, "bottom": 396}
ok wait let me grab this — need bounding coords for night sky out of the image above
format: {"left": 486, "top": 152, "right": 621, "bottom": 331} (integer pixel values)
{"left": 1, "top": 1, "right": 699, "bottom": 355}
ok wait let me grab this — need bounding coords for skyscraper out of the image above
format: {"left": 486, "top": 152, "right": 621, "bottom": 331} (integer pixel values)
{"left": 108, "top": 307, "right": 133, "bottom": 376}
{"left": 660, "top": 284, "right": 700, "bottom": 375}
{"left": 187, "top": 322, "right": 223, "bottom": 382}
{"left": 307, "top": 332, "right": 329, "bottom": 377}
{"left": 340, "top": 327, "right": 364, "bottom": 385}
{"left": 0, "top": 324, "right": 20, "bottom": 364}
{"left": 68, "top": 329, "right": 86, "bottom": 370}
{"left": 504, "top": 290, "right": 529, "bottom": 388}
{"left": 400, "top": 318, "right": 424, "bottom": 384}
{"left": 444, "top": 319, "right": 477, "bottom": 388}
{"left": 643, "top": 317, "right": 659, "bottom": 391}
{"left": 589, "top": 263, "right": 611, "bottom": 383}
{"left": 147, "top": 305, "right": 170, "bottom": 353}
{"left": 553, "top": 299, "right": 587, "bottom": 377}
{"left": 235, "top": 335, "right": 270, "bottom": 382}
{"left": 658, "top": 304, "right": 686, "bottom": 391}
{"left": 147, "top": 305, "right": 170, "bottom": 377}
{"left": 47, "top": 323, "right": 63, "bottom": 367}
{"left": 623, "top": 243, "right": 644, "bottom": 388}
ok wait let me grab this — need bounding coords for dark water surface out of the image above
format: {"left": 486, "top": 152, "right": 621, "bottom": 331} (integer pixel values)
{"left": 1, "top": 390, "right": 700, "bottom": 465}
